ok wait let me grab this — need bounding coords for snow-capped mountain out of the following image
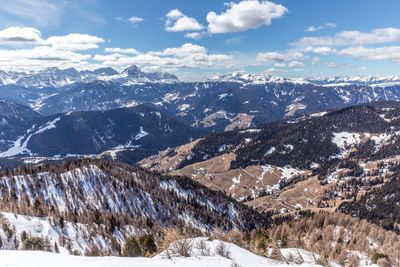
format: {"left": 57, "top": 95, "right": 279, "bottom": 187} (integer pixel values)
{"left": 100, "top": 65, "right": 180, "bottom": 85}
{"left": 210, "top": 72, "right": 400, "bottom": 87}
{"left": 0, "top": 70, "right": 23, "bottom": 85}
{"left": 3, "top": 67, "right": 400, "bottom": 133}
{"left": 0, "top": 65, "right": 179, "bottom": 88}
{"left": 307, "top": 75, "right": 400, "bottom": 87}
{"left": 208, "top": 72, "right": 311, "bottom": 85}
{"left": 15, "top": 67, "right": 83, "bottom": 88}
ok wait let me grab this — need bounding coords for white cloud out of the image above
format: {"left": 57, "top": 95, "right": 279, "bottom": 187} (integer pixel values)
{"left": 288, "top": 61, "right": 305, "bottom": 69}
{"left": 93, "top": 53, "right": 122, "bottom": 62}
{"left": 165, "top": 9, "right": 204, "bottom": 32}
{"left": 207, "top": 0, "right": 288, "bottom": 34}
{"left": 0, "top": 46, "right": 92, "bottom": 71}
{"left": 0, "top": 26, "right": 107, "bottom": 71}
{"left": 142, "top": 65, "right": 163, "bottom": 72}
{"left": 105, "top": 47, "right": 139, "bottom": 55}
{"left": 44, "top": 33, "right": 104, "bottom": 51}
{"left": 128, "top": 16, "right": 144, "bottom": 26}
{"left": 338, "top": 46, "right": 400, "bottom": 63}
{"left": 184, "top": 32, "right": 207, "bottom": 40}
{"left": 304, "top": 46, "right": 336, "bottom": 55}
{"left": 256, "top": 50, "right": 303, "bottom": 63}
{"left": 306, "top": 22, "right": 336, "bottom": 32}
{"left": 265, "top": 67, "right": 286, "bottom": 75}
{"left": 326, "top": 62, "right": 339, "bottom": 68}
{"left": 326, "top": 23, "right": 336, "bottom": 28}
{"left": 296, "top": 27, "right": 400, "bottom": 47}
{"left": 153, "top": 43, "right": 207, "bottom": 57}
{"left": 94, "top": 43, "right": 231, "bottom": 69}
{"left": 311, "top": 57, "right": 320, "bottom": 65}
{"left": 0, "top": 27, "right": 42, "bottom": 44}
{"left": 273, "top": 62, "right": 286, "bottom": 67}
{"left": 0, "top": 25, "right": 233, "bottom": 73}
{"left": 255, "top": 50, "right": 305, "bottom": 71}
{"left": 256, "top": 51, "right": 285, "bottom": 62}
{"left": 0, "top": 27, "right": 104, "bottom": 52}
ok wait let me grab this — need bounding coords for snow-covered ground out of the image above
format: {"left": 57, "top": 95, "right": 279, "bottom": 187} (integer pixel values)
{"left": 0, "top": 238, "right": 323, "bottom": 267}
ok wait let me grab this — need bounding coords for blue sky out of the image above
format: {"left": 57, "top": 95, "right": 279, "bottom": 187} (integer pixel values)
{"left": 0, "top": 0, "right": 400, "bottom": 80}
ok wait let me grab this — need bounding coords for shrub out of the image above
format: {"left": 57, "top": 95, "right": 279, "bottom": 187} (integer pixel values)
{"left": 122, "top": 237, "right": 142, "bottom": 257}
{"left": 372, "top": 252, "right": 389, "bottom": 264}
{"left": 159, "top": 228, "right": 184, "bottom": 251}
{"left": 22, "top": 237, "right": 49, "bottom": 251}
{"left": 85, "top": 244, "right": 104, "bottom": 256}
{"left": 138, "top": 234, "right": 157, "bottom": 256}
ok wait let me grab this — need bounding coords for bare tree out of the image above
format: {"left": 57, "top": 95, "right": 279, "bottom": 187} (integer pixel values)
{"left": 216, "top": 241, "right": 231, "bottom": 259}
{"left": 164, "top": 239, "right": 194, "bottom": 258}
{"left": 196, "top": 239, "right": 211, "bottom": 256}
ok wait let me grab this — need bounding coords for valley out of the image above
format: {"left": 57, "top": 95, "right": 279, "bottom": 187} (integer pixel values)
{"left": 1, "top": 67, "right": 400, "bottom": 266}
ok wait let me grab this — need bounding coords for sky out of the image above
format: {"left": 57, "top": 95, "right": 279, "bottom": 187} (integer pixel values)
{"left": 1, "top": 0, "right": 400, "bottom": 80}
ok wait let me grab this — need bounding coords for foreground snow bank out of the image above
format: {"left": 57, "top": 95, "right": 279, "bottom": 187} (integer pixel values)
{"left": 0, "top": 250, "right": 235, "bottom": 267}
{"left": 0, "top": 238, "right": 322, "bottom": 267}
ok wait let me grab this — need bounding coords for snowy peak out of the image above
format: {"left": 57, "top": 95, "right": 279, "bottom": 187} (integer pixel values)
{"left": 307, "top": 75, "right": 400, "bottom": 87}
{"left": 3, "top": 66, "right": 400, "bottom": 87}
{"left": 122, "top": 65, "right": 144, "bottom": 77}
{"left": 210, "top": 72, "right": 400, "bottom": 87}
{"left": 0, "top": 65, "right": 179, "bottom": 88}
{"left": 118, "top": 65, "right": 179, "bottom": 84}
{"left": 15, "top": 67, "right": 83, "bottom": 88}
{"left": 209, "top": 72, "right": 310, "bottom": 85}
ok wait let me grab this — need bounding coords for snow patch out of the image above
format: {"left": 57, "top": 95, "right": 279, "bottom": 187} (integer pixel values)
{"left": 134, "top": 126, "right": 148, "bottom": 140}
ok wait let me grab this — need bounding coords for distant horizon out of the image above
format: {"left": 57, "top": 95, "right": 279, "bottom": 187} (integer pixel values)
{"left": 2, "top": 64, "right": 400, "bottom": 83}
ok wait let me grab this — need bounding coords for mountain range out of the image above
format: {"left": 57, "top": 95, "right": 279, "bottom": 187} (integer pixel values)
{"left": 3, "top": 65, "right": 400, "bottom": 164}
{"left": 2, "top": 65, "right": 400, "bottom": 265}
{"left": 3, "top": 65, "right": 400, "bottom": 134}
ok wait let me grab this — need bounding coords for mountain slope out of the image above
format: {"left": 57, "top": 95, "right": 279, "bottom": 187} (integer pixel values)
{"left": 0, "top": 159, "right": 270, "bottom": 253}
{"left": 0, "top": 85, "right": 44, "bottom": 107}
{"left": 0, "top": 105, "right": 204, "bottom": 162}
{"left": 34, "top": 80, "right": 178, "bottom": 115}
{"left": 340, "top": 170, "right": 400, "bottom": 232}
{"left": 0, "top": 100, "right": 42, "bottom": 151}
{"left": 141, "top": 102, "right": 400, "bottom": 213}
